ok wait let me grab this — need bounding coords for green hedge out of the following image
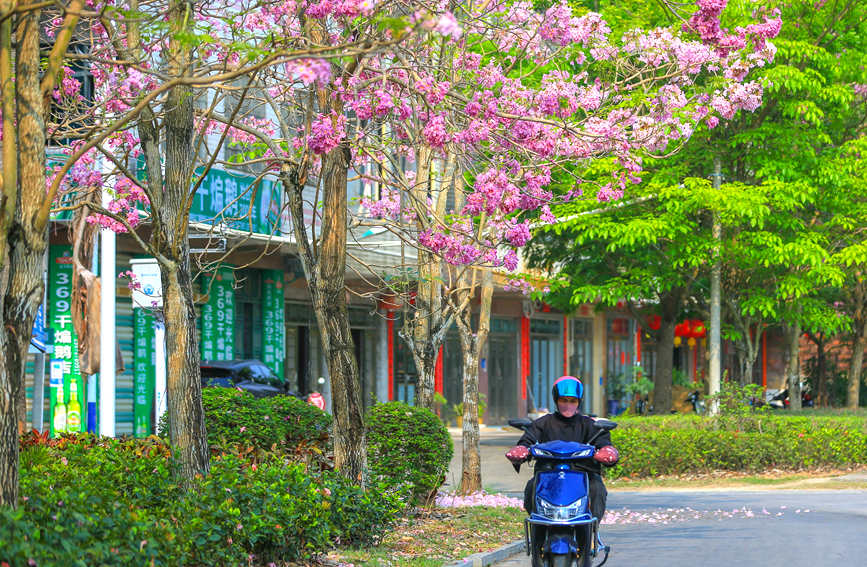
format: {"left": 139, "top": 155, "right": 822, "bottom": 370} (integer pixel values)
{"left": 607, "top": 415, "right": 867, "bottom": 478}
{"left": 366, "top": 401, "right": 453, "bottom": 504}
{"left": 160, "top": 388, "right": 332, "bottom": 459}
{"left": 2, "top": 436, "right": 400, "bottom": 566}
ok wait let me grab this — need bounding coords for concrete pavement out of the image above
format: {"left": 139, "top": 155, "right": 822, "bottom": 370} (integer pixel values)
{"left": 444, "top": 426, "right": 867, "bottom": 567}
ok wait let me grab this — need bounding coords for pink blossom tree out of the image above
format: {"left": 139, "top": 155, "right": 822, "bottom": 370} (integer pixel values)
{"left": 351, "top": 0, "right": 781, "bottom": 491}
{"left": 30, "top": 0, "right": 409, "bottom": 489}
{"left": 74, "top": 0, "right": 781, "bottom": 491}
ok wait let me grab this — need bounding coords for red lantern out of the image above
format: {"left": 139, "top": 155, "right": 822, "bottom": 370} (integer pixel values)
{"left": 675, "top": 321, "right": 690, "bottom": 337}
{"left": 690, "top": 319, "right": 706, "bottom": 338}
{"left": 647, "top": 315, "right": 661, "bottom": 331}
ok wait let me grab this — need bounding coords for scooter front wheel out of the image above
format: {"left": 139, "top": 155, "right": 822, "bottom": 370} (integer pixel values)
{"left": 577, "top": 524, "right": 593, "bottom": 567}
{"left": 549, "top": 554, "right": 572, "bottom": 567}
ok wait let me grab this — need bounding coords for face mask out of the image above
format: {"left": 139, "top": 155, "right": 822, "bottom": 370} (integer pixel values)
{"left": 557, "top": 399, "right": 579, "bottom": 417}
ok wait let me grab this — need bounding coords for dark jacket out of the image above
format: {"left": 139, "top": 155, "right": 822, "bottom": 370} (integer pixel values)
{"left": 517, "top": 412, "right": 613, "bottom": 449}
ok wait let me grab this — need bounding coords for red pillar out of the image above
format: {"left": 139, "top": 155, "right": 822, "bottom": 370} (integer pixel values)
{"left": 692, "top": 343, "right": 698, "bottom": 382}
{"left": 434, "top": 346, "right": 444, "bottom": 395}
{"left": 636, "top": 326, "right": 642, "bottom": 364}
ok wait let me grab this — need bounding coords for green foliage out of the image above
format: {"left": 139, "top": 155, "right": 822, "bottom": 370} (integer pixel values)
{"left": 2, "top": 437, "right": 400, "bottom": 566}
{"left": 708, "top": 379, "right": 770, "bottom": 431}
{"left": 365, "top": 401, "right": 453, "bottom": 504}
{"left": 607, "top": 414, "right": 867, "bottom": 478}
{"left": 160, "top": 388, "right": 332, "bottom": 457}
{"left": 626, "top": 375, "right": 655, "bottom": 397}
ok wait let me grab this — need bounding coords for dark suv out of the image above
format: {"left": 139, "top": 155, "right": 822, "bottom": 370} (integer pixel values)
{"left": 200, "top": 359, "right": 300, "bottom": 399}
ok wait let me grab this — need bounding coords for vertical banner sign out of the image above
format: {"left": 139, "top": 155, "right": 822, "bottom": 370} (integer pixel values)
{"left": 48, "top": 245, "right": 83, "bottom": 436}
{"left": 133, "top": 308, "right": 156, "bottom": 437}
{"left": 261, "top": 269, "right": 285, "bottom": 377}
{"left": 201, "top": 267, "right": 234, "bottom": 361}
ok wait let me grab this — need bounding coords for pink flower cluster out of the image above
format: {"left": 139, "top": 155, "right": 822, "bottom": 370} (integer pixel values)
{"left": 306, "top": 0, "right": 377, "bottom": 19}
{"left": 284, "top": 59, "right": 332, "bottom": 86}
{"left": 87, "top": 178, "right": 149, "bottom": 233}
{"left": 686, "top": 0, "right": 781, "bottom": 57}
{"left": 308, "top": 113, "right": 347, "bottom": 155}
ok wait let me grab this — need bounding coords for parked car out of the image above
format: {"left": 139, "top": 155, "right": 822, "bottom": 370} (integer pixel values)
{"left": 200, "top": 359, "right": 301, "bottom": 399}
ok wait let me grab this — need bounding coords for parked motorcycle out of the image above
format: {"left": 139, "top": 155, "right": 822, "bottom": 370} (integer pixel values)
{"left": 685, "top": 390, "right": 707, "bottom": 415}
{"left": 766, "top": 387, "right": 814, "bottom": 409}
{"left": 508, "top": 417, "right": 617, "bottom": 567}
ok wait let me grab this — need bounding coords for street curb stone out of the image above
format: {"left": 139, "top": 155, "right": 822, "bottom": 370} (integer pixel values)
{"left": 443, "top": 540, "right": 524, "bottom": 567}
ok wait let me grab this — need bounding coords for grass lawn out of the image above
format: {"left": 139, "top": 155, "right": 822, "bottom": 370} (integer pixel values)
{"left": 609, "top": 468, "right": 867, "bottom": 491}
{"left": 325, "top": 507, "right": 525, "bottom": 567}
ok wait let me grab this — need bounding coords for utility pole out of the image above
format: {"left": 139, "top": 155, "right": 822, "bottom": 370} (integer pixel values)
{"left": 708, "top": 156, "right": 722, "bottom": 415}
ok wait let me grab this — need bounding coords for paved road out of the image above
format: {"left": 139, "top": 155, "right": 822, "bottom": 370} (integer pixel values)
{"left": 493, "top": 490, "right": 867, "bottom": 567}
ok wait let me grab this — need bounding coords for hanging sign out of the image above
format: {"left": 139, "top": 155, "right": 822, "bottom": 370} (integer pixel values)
{"left": 261, "top": 269, "right": 285, "bottom": 377}
{"left": 190, "top": 169, "right": 281, "bottom": 236}
{"left": 200, "top": 267, "right": 235, "bottom": 361}
{"left": 133, "top": 308, "right": 156, "bottom": 437}
{"left": 48, "top": 245, "right": 83, "bottom": 436}
{"left": 130, "top": 258, "right": 163, "bottom": 308}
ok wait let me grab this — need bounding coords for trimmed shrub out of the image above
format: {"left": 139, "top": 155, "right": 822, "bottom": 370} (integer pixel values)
{"left": 607, "top": 415, "right": 867, "bottom": 479}
{"left": 159, "top": 388, "right": 332, "bottom": 458}
{"left": 2, "top": 436, "right": 400, "bottom": 566}
{"left": 365, "top": 401, "right": 453, "bottom": 504}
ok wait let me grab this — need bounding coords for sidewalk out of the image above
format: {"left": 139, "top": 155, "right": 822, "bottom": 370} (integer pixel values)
{"left": 442, "top": 425, "right": 528, "bottom": 494}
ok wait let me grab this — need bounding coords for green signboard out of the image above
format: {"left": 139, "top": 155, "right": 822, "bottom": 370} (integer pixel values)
{"left": 48, "top": 245, "right": 83, "bottom": 436}
{"left": 201, "top": 267, "right": 235, "bottom": 361}
{"left": 190, "top": 169, "right": 281, "bottom": 236}
{"left": 133, "top": 308, "right": 156, "bottom": 437}
{"left": 261, "top": 269, "right": 285, "bottom": 377}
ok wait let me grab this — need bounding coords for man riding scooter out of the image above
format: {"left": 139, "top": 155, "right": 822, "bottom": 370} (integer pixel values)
{"left": 506, "top": 376, "right": 620, "bottom": 520}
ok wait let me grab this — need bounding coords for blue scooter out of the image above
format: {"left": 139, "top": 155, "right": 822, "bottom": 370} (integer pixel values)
{"left": 508, "top": 417, "right": 617, "bottom": 567}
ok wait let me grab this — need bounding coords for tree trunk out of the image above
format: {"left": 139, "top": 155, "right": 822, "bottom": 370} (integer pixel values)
{"left": 160, "top": 262, "right": 210, "bottom": 482}
{"left": 407, "top": 148, "right": 455, "bottom": 411}
{"left": 1, "top": 3, "right": 51, "bottom": 507}
{"left": 813, "top": 335, "right": 828, "bottom": 407}
{"left": 847, "top": 328, "right": 865, "bottom": 410}
{"left": 846, "top": 281, "right": 865, "bottom": 409}
{"left": 316, "top": 141, "right": 365, "bottom": 482}
{"left": 654, "top": 318, "right": 676, "bottom": 413}
{"left": 282, "top": 140, "right": 366, "bottom": 484}
{"left": 411, "top": 249, "right": 442, "bottom": 410}
{"left": 410, "top": 331, "right": 438, "bottom": 410}
{"left": 784, "top": 322, "right": 802, "bottom": 410}
{"left": 456, "top": 268, "right": 492, "bottom": 494}
{"left": 652, "top": 289, "right": 684, "bottom": 414}
{"left": 150, "top": 1, "right": 211, "bottom": 483}
{"left": 0, "top": 265, "right": 19, "bottom": 508}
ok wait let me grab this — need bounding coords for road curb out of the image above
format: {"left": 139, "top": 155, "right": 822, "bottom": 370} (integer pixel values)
{"left": 443, "top": 539, "right": 525, "bottom": 567}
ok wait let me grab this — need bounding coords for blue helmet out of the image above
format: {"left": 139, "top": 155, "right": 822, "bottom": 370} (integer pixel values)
{"left": 552, "top": 376, "right": 584, "bottom": 404}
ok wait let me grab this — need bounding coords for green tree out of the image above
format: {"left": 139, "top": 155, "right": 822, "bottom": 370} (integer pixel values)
{"left": 529, "top": 0, "right": 867, "bottom": 410}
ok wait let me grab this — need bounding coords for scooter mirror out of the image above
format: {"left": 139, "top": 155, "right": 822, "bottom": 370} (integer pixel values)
{"left": 508, "top": 418, "right": 533, "bottom": 430}
{"left": 592, "top": 418, "right": 618, "bottom": 431}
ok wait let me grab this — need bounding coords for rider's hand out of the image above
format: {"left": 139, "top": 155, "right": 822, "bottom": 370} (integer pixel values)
{"left": 505, "top": 445, "right": 530, "bottom": 463}
{"left": 593, "top": 445, "right": 619, "bottom": 466}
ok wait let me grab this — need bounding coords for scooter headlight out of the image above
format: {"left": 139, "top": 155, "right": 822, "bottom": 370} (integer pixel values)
{"left": 537, "top": 497, "right": 586, "bottom": 521}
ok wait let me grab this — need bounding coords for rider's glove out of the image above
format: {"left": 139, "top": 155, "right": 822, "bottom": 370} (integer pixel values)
{"left": 593, "top": 445, "right": 619, "bottom": 466}
{"left": 505, "top": 445, "right": 530, "bottom": 463}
